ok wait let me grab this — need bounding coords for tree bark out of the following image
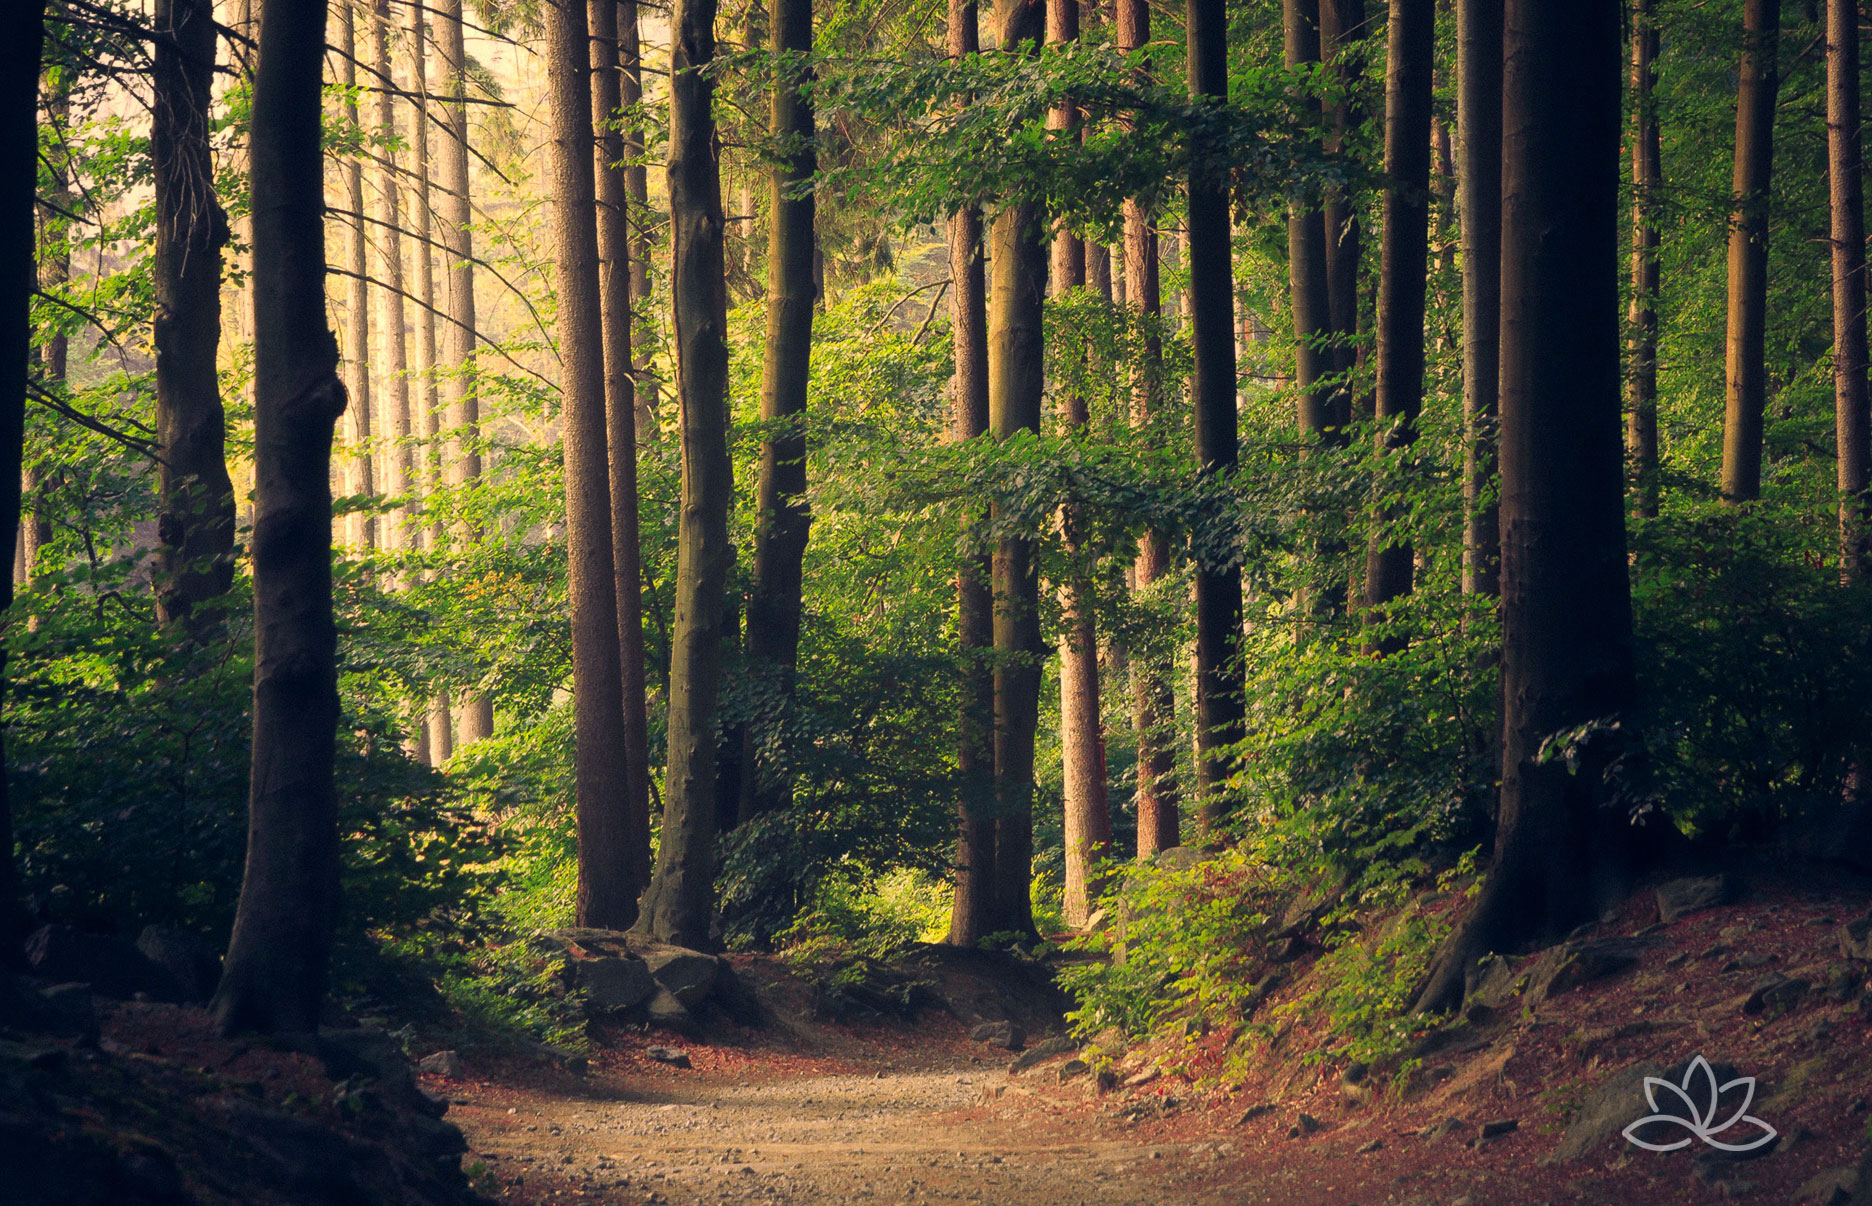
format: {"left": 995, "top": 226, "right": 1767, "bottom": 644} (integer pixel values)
{"left": 1720, "top": 0, "right": 1780, "bottom": 504}
{"left": 1188, "top": 0, "right": 1242, "bottom": 830}
{"left": 1362, "top": 0, "right": 1434, "bottom": 629}
{"left": 1626, "top": 0, "right": 1660, "bottom": 521}
{"left": 1321, "top": 0, "right": 1367, "bottom": 405}
{"left": 1416, "top": 0, "right": 1634, "bottom": 1015}
{"left": 546, "top": 0, "right": 639, "bottom": 930}
{"left": 1119, "top": 0, "right": 1177, "bottom": 858}
{"left": 634, "top": 0, "right": 734, "bottom": 948}
{"left": 340, "top": 1, "right": 375, "bottom": 552}
{"left": 620, "top": 0, "right": 658, "bottom": 440}
{"left": 743, "top": 0, "right": 816, "bottom": 821}
{"left": 1285, "top": 0, "right": 1334, "bottom": 443}
{"left": 372, "top": 0, "right": 412, "bottom": 555}
{"left": 213, "top": 0, "right": 349, "bottom": 1034}
{"left": 593, "top": 0, "right": 656, "bottom": 914}
{"left": 945, "top": 0, "right": 997, "bottom": 947}
{"left": 1459, "top": 0, "right": 1502, "bottom": 591}
{"left": 0, "top": 0, "right": 43, "bottom": 944}
{"left": 1830, "top": 0, "right": 1870, "bottom": 579}
{"left": 988, "top": 0, "right": 1046, "bottom": 938}
{"left": 151, "top": 0, "right": 235, "bottom": 630}
{"left": 434, "top": 0, "right": 493, "bottom": 741}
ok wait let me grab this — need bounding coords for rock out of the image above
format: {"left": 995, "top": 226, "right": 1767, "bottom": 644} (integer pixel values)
{"left": 418, "top": 1050, "right": 463, "bottom": 1078}
{"left": 1150, "top": 846, "right": 1206, "bottom": 871}
{"left": 645, "top": 1046, "right": 691, "bottom": 1068}
{"left": 1526, "top": 938, "right": 1647, "bottom": 1003}
{"left": 645, "top": 988, "right": 691, "bottom": 1029}
{"left": 1009, "top": 1034, "right": 1078, "bottom": 1073}
{"left": 1356, "top": 1138, "right": 1383, "bottom": 1154}
{"left": 1121, "top": 1067, "right": 1160, "bottom": 1089}
{"left": 1420, "top": 1117, "right": 1466, "bottom": 1142}
{"left": 1656, "top": 875, "right": 1736, "bottom": 924}
{"left": 134, "top": 926, "right": 222, "bottom": 1003}
{"left": 35, "top": 983, "right": 99, "bottom": 1043}
{"left": 1545, "top": 1062, "right": 1665, "bottom": 1164}
{"left": 577, "top": 956, "right": 657, "bottom": 1012}
{"left": 1056, "top": 1059, "right": 1089, "bottom": 1083}
{"left": 24, "top": 925, "right": 189, "bottom": 1002}
{"left": 1797, "top": 1165, "right": 1861, "bottom": 1205}
{"left": 709, "top": 963, "right": 765, "bottom": 1027}
{"left": 1478, "top": 1118, "right": 1519, "bottom": 1140}
{"left": 1842, "top": 915, "right": 1872, "bottom": 962}
{"left": 1742, "top": 975, "right": 1809, "bottom": 1016}
{"left": 1465, "top": 954, "right": 1521, "bottom": 1008}
{"left": 0, "top": 972, "right": 90, "bottom": 1040}
{"left": 1236, "top": 1103, "right": 1275, "bottom": 1126}
{"left": 1287, "top": 1112, "right": 1323, "bottom": 1140}
{"left": 221, "top": 1100, "right": 399, "bottom": 1198}
{"left": 970, "top": 1020, "right": 1025, "bottom": 1051}
{"left": 643, "top": 948, "right": 721, "bottom": 1008}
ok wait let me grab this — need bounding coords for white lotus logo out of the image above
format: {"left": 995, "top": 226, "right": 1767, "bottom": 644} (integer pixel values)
{"left": 1621, "top": 1056, "right": 1778, "bottom": 1153}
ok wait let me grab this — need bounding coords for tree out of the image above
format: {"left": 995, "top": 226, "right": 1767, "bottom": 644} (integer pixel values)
{"left": 743, "top": 0, "right": 817, "bottom": 820}
{"left": 945, "top": 0, "right": 997, "bottom": 945}
{"left": 339, "top": 0, "right": 374, "bottom": 552}
{"left": 371, "top": 0, "right": 412, "bottom": 554}
{"left": 1459, "top": 0, "right": 1502, "bottom": 590}
{"left": 989, "top": 0, "right": 1046, "bottom": 937}
{"left": 1, "top": 0, "right": 43, "bottom": 943}
{"left": 592, "top": 0, "right": 655, "bottom": 913}
{"left": 634, "top": 0, "right": 734, "bottom": 948}
{"left": 620, "top": 0, "right": 657, "bottom": 437}
{"left": 1362, "top": 0, "right": 1434, "bottom": 624}
{"left": 1828, "top": 0, "right": 1869, "bottom": 578}
{"left": 1187, "top": 0, "right": 1243, "bottom": 827}
{"left": 1626, "top": 0, "right": 1661, "bottom": 521}
{"left": 1119, "top": 0, "right": 1177, "bottom": 858}
{"left": 1417, "top": 0, "right": 1634, "bottom": 1015}
{"left": 1720, "top": 0, "right": 1780, "bottom": 504}
{"left": 212, "top": 0, "right": 350, "bottom": 1034}
{"left": 151, "top": 0, "right": 235, "bottom": 629}
{"left": 1320, "top": 0, "right": 1367, "bottom": 397}
{"left": 434, "top": 0, "right": 494, "bottom": 741}
{"left": 546, "top": 0, "right": 639, "bottom": 929}
{"left": 1284, "top": 0, "right": 1333, "bottom": 445}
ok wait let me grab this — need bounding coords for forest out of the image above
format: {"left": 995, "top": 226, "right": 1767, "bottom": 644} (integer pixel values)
{"left": 5, "top": 0, "right": 1872, "bottom": 1201}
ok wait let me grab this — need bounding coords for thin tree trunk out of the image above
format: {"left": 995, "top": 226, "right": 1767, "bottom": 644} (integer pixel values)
{"left": 435, "top": 0, "right": 494, "bottom": 741}
{"left": 593, "top": 0, "right": 655, "bottom": 902}
{"left": 1285, "top": 0, "right": 1333, "bottom": 443}
{"left": 1362, "top": 0, "right": 1434, "bottom": 631}
{"left": 620, "top": 0, "right": 657, "bottom": 439}
{"left": 1188, "top": 0, "right": 1242, "bottom": 830}
{"left": 1460, "top": 0, "right": 1503, "bottom": 592}
{"left": 373, "top": 0, "right": 411, "bottom": 555}
{"left": 1416, "top": 0, "right": 1634, "bottom": 1015}
{"left": 340, "top": 0, "right": 375, "bottom": 552}
{"left": 547, "top": 0, "right": 638, "bottom": 930}
{"left": 1720, "top": 0, "right": 1780, "bottom": 504}
{"left": 988, "top": 0, "right": 1046, "bottom": 938}
{"left": 743, "top": 0, "right": 816, "bottom": 821}
{"left": 213, "top": 0, "right": 349, "bottom": 1034}
{"left": 945, "top": 0, "right": 997, "bottom": 947}
{"left": 1321, "top": 0, "right": 1367, "bottom": 409}
{"left": 1627, "top": 0, "right": 1661, "bottom": 521}
{"left": 1830, "top": 0, "right": 1869, "bottom": 578}
{"left": 1118, "top": 0, "right": 1177, "bottom": 858}
{"left": 0, "top": 0, "right": 43, "bottom": 943}
{"left": 152, "top": 0, "right": 235, "bottom": 630}
{"left": 634, "top": 0, "right": 734, "bottom": 948}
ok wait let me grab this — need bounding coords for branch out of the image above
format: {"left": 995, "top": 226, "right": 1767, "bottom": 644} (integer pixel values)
{"left": 325, "top": 264, "right": 556, "bottom": 389}
{"left": 28, "top": 384, "right": 165, "bottom": 461}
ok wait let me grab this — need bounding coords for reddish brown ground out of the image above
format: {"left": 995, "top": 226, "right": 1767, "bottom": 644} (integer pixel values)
{"left": 437, "top": 875, "right": 1872, "bottom": 1206}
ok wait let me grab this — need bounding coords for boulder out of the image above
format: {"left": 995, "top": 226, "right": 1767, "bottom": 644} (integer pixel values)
{"left": 645, "top": 988, "right": 691, "bottom": 1029}
{"left": 1656, "top": 875, "right": 1737, "bottom": 924}
{"left": 1150, "top": 847, "right": 1205, "bottom": 872}
{"left": 970, "top": 1019, "right": 1025, "bottom": 1050}
{"left": 1544, "top": 1062, "right": 1665, "bottom": 1164}
{"left": 1465, "top": 953, "right": 1521, "bottom": 1008}
{"left": 24, "top": 925, "right": 189, "bottom": 1002}
{"left": 220, "top": 1100, "right": 401, "bottom": 1199}
{"left": 417, "top": 1050, "right": 463, "bottom": 1078}
{"left": 646, "top": 1046, "right": 691, "bottom": 1068}
{"left": 1527, "top": 938, "right": 1647, "bottom": 1004}
{"left": 1742, "top": 975, "right": 1809, "bottom": 1016}
{"left": 643, "top": 948, "right": 720, "bottom": 1008}
{"left": 35, "top": 984, "right": 99, "bottom": 1043}
{"left": 0, "top": 972, "right": 93, "bottom": 1040}
{"left": 1009, "top": 1033, "right": 1078, "bottom": 1074}
{"left": 134, "top": 926, "right": 222, "bottom": 1002}
{"left": 576, "top": 956, "right": 656, "bottom": 1013}
{"left": 1841, "top": 914, "right": 1872, "bottom": 963}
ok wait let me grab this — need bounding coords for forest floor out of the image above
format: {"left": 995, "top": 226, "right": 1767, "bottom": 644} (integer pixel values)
{"left": 437, "top": 871, "right": 1872, "bottom": 1206}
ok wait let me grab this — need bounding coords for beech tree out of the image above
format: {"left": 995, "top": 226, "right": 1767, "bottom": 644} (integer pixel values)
{"left": 1458, "top": 0, "right": 1501, "bottom": 592}
{"left": 1720, "top": 0, "right": 1780, "bottom": 504}
{"left": 212, "top": 0, "right": 350, "bottom": 1034}
{"left": 1828, "top": 0, "right": 1869, "bottom": 578}
{"left": 1626, "top": 0, "right": 1661, "bottom": 521}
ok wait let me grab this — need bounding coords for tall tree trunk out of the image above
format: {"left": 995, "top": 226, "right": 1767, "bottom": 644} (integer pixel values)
{"left": 634, "top": 0, "right": 734, "bottom": 948}
{"left": 945, "top": 0, "right": 997, "bottom": 946}
{"left": 743, "top": 0, "right": 816, "bottom": 821}
{"left": 1362, "top": 0, "right": 1434, "bottom": 630}
{"left": 409, "top": 0, "right": 454, "bottom": 762}
{"left": 1627, "top": 0, "right": 1661, "bottom": 521}
{"left": 1416, "top": 0, "right": 1634, "bottom": 1015}
{"left": 434, "top": 0, "right": 494, "bottom": 740}
{"left": 1720, "top": 0, "right": 1780, "bottom": 504}
{"left": 1285, "top": 0, "right": 1333, "bottom": 442}
{"left": 1321, "top": 0, "right": 1367, "bottom": 406}
{"left": 1119, "top": 0, "right": 1177, "bottom": 858}
{"left": 213, "top": 0, "right": 349, "bottom": 1035}
{"left": 372, "top": 0, "right": 412, "bottom": 555}
{"left": 593, "top": 0, "right": 655, "bottom": 903}
{"left": 1187, "top": 0, "right": 1242, "bottom": 829}
{"left": 547, "top": 0, "right": 638, "bottom": 930}
{"left": 1049, "top": 0, "right": 1108, "bottom": 927}
{"left": 988, "top": 0, "right": 1046, "bottom": 938}
{"left": 620, "top": 0, "right": 657, "bottom": 439}
{"left": 1830, "top": 0, "right": 1869, "bottom": 578}
{"left": 151, "top": 0, "right": 235, "bottom": 630}
{"left": 1459, "top": 0, "right": 1502, "bottom": 593}
{"left": 0, "top": 0, "right": 43, "bottom": 944}
{"left": 340, "top": 0, "right": 375, "bottom": 551}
